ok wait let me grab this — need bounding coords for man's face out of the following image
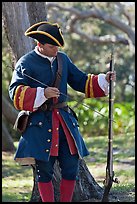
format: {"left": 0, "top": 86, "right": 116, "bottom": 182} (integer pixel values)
{"left": 38, "top": 43, "right": 59, "bottom": 57}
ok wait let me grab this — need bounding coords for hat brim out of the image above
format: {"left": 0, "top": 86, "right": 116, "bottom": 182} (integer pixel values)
{"left": 25, "top": 21, "right": 64, "bottom": 47}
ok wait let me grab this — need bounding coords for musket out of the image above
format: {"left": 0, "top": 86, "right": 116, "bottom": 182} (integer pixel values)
{"left": 102, "top": 46, "right": 119, "bottom": 202}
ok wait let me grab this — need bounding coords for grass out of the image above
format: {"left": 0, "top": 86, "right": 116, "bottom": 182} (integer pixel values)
{"left": 84, "top": 132, "right": 135, "bottom": 202}
{"left": 2, "top": 151, "right": 33, "bottom": 202}
{"left": 2, "top": 132, "right": 135, "bottom": 202}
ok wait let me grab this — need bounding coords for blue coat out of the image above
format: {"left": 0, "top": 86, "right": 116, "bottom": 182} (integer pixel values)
{"left": 9, "top": 50, "right": 104, "bottom": 165}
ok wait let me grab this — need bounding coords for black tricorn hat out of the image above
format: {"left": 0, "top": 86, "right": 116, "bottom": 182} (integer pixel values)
{"left": 25, "top": 21, "right": 64, "bottom": 47}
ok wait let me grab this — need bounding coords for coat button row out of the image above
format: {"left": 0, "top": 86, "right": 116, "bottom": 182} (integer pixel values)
{"left": 29, "top": 121, "right": 43, "bottom": 126}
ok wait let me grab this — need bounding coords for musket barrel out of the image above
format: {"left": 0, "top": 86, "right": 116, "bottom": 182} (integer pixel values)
{"left": 102, "top": 47, "right": 115, "bottom": 202}
{"left": 108, "top": 50, "right": 114, "bottom": 175}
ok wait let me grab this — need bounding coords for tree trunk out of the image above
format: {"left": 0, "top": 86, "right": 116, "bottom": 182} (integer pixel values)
{"left": 2, "top": 120, "right": 15, "bottom": 152}
{"left": 2, "top": 2, "right": 104, "bottom": 202}
{"left": 2, "top": 95, "right": 18, "bottom": 151}
{"left": 2, "top": 94, "right": 18, "bottom": 125}
{"left": 2, "top": 2, "right": 47, "bottom": 59}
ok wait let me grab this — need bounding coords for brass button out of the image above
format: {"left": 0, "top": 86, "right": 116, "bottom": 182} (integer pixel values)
{"left": 39, "top": 122, "right": 43, "bottom": 126}
{"left": 57, "top": 111, "right": 59, "bottom": 114}
{"left": 56, "top": 127, "right": 59, "bottom": 131}
{"left": 55, "top": 144, "right": 58, "bottom": 147}
{"left": 47, "top": 139, "right": 51, "bottom": 142}
{"left": 48, "top": 129, "right": 52, "bottom": 132}
{"left": 45, "top": 149, "right": 49, "bottom": 152}
{"left": 73, "top": 123, "right": 75, "bottom": 126}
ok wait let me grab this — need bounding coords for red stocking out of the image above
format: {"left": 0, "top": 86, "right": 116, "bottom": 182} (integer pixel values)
{"left": 60, "top": 178, "right": 76, "bottom": 202}
{"left": 38, "top": 181, "right": 54, "bottom": 202}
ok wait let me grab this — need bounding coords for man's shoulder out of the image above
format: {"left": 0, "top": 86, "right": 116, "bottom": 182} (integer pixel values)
{"left": 57, "top": 51, "right": 69, "bottom": 61}
{"left": 15, "top": 50, "right": 36, "bottom": 70}
{"left": 20, "top": 50, "right": 35, "bottom": 60}
{"left": 16, "top": 50, "right": 36, "bottom": 64}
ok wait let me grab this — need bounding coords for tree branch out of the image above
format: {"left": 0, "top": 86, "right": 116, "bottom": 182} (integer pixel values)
{"left": 46, "top": 2, "right": 134, "bottom": 45}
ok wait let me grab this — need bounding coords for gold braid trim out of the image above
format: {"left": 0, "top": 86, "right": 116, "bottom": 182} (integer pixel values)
{"left": 85, "top": 74, "right": 91, "bottom": 98}
{"left": 13, "top": 85, "right": 24, "bottom": 110}
{"left": 18, "top": 86, "right": 29, "bottom": 110}
{"left": 89, "top": 74, "right": 94, "bottom": 98}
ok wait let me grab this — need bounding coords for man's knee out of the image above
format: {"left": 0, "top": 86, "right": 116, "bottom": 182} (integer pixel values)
{"left": 60, "top": 157, "right": 79, "bottom": 180}
{"left": 35, "top": 159, "right": 54, "bottom": 182}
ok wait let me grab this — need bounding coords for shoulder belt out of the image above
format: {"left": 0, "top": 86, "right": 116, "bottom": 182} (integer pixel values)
{"left": 53, "top": 52, "right": 63, "bottom": 88}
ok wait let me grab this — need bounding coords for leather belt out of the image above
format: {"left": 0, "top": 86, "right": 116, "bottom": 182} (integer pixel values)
{"left": 39, "top": 102, "right": 68, "bottom": 111}
{"left": 39, "top": 101, "right": 78, "bottom": 121}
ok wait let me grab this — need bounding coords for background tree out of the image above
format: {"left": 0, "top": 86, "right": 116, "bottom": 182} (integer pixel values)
{"left": 46, "top": 2, "right": 135, "bottom": 102}
{"left": 2, "top": 2, "right": 135, "bottom": 202}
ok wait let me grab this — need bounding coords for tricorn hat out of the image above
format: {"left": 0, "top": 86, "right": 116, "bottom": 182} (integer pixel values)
{"left": 25, "top": 21, "right": 64, "bottom": 47}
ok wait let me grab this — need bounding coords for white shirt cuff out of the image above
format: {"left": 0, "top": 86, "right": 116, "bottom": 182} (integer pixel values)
{"left": 98, "top": 73, "right": 109, "bottom": 95}
{"left": 33, "top": 87, "right": 47, "bottom": 109}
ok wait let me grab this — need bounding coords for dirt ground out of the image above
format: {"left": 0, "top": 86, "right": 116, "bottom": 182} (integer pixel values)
{"left": 81, "top": 189, "right": 135, "bottom": 202}
{"left": 83, "top": 161, "right": 135, "bottom": 202}
{"left": 80, "top": 183, "right": 135, "bottom": 202}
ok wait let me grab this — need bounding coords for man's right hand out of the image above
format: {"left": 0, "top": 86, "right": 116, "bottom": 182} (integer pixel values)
{"left": 44, "top": 87, "right": 60, "bottom": 99}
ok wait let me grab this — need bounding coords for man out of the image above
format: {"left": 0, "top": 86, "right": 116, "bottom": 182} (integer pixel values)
{"left": 9, "top": 21, "right": 116, "bottom": 202}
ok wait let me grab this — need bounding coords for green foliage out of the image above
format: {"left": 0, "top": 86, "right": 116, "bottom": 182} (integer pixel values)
{"left": 113, "top": 102, "right": 135, "bottom": 134}
{"left": 68, "top": 99, "right": 135, "bottom": 137}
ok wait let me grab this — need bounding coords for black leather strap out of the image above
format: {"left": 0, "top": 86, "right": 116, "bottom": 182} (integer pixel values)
{"left": 53, "top": 52, "right": 63, "bottom": 88}
{"left": 39, "top": 52, "right": 63, "bottom": 110}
